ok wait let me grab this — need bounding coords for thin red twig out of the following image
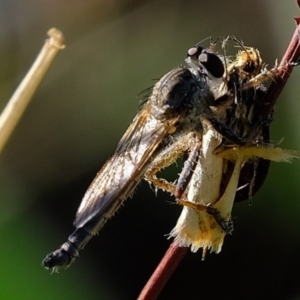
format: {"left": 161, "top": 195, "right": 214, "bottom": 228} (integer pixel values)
{"left": 138, "top": 12, "right": 300, "bottom": 300}
{"left": 261, "top": 17, "right": 300, "bottom": 118}
{"left": 137, "top": 241, "right": 188, "bottom": 300}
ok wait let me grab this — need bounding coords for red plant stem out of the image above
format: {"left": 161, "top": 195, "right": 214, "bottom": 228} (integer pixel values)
{"left": 261, "top": 17, "right": 300, "bottom": 118}
{"left": 137, "top": 241, "right": 188, "bottom": 300}
{"left": 138, "top": 15, "right": 300, "bottom": 300}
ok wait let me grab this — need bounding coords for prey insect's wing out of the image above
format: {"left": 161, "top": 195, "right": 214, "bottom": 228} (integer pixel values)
{"left": 75, "top": 102, "right": 174, "bottom": 229}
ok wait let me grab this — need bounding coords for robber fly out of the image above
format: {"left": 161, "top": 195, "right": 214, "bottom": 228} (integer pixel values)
{"left": 168, "top": 38, "right": 300, "bottom": 257}
{"left": 43, "top": 46, "right": 247, "bottom": 270}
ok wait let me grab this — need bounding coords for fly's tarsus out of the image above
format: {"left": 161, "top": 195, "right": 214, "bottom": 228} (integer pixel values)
{"left": 206, "top": 206, "right": 234, "bottom": 234}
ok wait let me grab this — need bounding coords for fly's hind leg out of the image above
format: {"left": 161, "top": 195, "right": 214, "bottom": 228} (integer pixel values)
{"left": 145, "top": 132, "right": 201, "bottom": 199}
{"left": 176, "top": 198, "right": 234, "bottom": 234}
{"left": 144, "top": 133, "right": 192, "bottom": 195}
{"left": 147, "top": 131, "right": 234, "bottom": 234}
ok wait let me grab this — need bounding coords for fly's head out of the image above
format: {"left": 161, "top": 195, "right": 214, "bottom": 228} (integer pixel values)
{"left": 186, "top": 46, "right": 225, "bottom": 79}
{"left": 186, "top": 45, "right": 226, "bottom": 102}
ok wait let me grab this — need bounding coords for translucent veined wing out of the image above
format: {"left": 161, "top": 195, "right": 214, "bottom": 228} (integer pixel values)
{"left": 43, "top": 67, "right": 209, "bottom": 269}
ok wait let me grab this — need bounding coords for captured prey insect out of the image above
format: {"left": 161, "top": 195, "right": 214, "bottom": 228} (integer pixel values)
{"left": 167, "top": 39, "right": 300, "bottom": 257}
{"left": 43, "top": 46, "right": 246, "bottom": 270}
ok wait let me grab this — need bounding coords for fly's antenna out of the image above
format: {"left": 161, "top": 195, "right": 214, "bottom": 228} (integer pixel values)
{"left": 195, "top": 36, "right": 212, "bottom": 47}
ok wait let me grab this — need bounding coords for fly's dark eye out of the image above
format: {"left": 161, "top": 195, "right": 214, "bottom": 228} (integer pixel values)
{"left": 187, "top": 46, "right": 224, "bottom": 79}
{"left": 198, "top": 52, "right": 224, "bottom": 78}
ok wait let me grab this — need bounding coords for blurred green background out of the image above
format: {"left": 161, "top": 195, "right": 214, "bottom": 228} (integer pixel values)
{"left": 0, "top": 0, "right": 300, "bottom": 299}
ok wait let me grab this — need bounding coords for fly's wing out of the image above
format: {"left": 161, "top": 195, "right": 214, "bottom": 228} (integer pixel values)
{"left": 43, "top": 67, "right": 203, "bottom": 270}
{"left": 74, "top": 103, "right": 174, "bottom": 229}
{"left": 74, "top": 67, "right": 196, "bottom": 230}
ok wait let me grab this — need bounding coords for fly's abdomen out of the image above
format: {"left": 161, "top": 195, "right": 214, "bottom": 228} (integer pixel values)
{"left": 43, "top": 227, "right": 92, "bottom": 269}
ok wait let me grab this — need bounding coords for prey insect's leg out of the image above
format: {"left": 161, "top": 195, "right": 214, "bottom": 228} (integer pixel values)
{"left": 240, "top": 63, "right": 297, "bottom": 90}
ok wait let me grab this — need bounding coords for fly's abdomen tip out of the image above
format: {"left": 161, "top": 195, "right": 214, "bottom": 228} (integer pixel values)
{"left": 43, "top": 249, "right": 71, "bottom": 269}
{"left": 43, "top": 241, "right": 79, "bottom": 270}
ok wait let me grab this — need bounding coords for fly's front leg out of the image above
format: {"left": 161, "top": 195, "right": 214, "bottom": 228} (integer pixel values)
{"left": 205, "top": 114, "right": 245, "bottom": 146}
{"left": 146, "top": 131, "right": 231, "bottom": 232}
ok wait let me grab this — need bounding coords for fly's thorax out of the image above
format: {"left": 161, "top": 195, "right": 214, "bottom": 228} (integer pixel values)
{"left": 149, "top": 67, "right": 215, "bottom": 126}
{"left": 175, "top": 84, "right": 217, "bottom": 136}
{"left": 150, "top": 68, "right": 200, "bottom": 119}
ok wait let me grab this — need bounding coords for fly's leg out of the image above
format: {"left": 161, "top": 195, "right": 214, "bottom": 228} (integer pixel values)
{"left": 175, "top": 140, "right": 201, "bottom": 199}
{"left": 145, "top": 134, "right": 191, "bottom": 195}
{"left": 206, "top": 207, "right": 234, "bottom": 234}
{"left": 145, "top": 133, "right": 217, "bottom": 215}
{"left": 170, "top": 137, "right": 233, "bottom": 233}
{"left": 146, "top": 132, "right": 203, "bottom": 198}
{"left": 176, "top": 198, "right": 234, "bottom": 234}
{"left": 174, "top": 131, "right": 242, "bottom": 234}
{"left": 147, "top": 131, "right": 234, "bottom": 234}
{"left": 204, "top": 115, "right": 246, "bottom": 146}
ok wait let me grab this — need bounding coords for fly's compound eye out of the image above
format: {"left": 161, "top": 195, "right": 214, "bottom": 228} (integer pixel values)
{"left": 198, "top": 52, "right": 224, "bottom": 78}
{"left": 187, "top": 46, "right": 225, "bottom": 79}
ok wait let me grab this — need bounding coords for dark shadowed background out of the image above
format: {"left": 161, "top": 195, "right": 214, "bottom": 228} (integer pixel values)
{"left": 1, "top": 1, "right": 300, "bottom": 299}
